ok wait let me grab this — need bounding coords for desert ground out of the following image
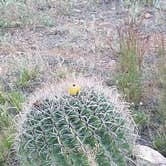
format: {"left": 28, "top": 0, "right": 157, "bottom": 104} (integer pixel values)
{"left": 0, "top": 0, "right": 165, "bottom": 165}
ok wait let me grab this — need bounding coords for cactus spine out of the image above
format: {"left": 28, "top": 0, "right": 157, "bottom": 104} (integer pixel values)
{"left": 15, "top": 82, "right": 136, "bottom": 166}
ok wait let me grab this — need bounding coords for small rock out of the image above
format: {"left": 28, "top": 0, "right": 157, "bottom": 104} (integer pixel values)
{"left": 134, "top": 145, "right": 166, "bottom": 166}
{"left": 73, "top": 9, "right": 82, "bottom": 13}
{"left": 144, "top": 12, "right": 153, "bottom": 19}
{"left": 104, "top": 79, "right": 115, "bottom": 87}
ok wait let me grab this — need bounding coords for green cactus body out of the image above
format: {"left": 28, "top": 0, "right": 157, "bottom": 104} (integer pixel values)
{"left": 16, "top": 85, "right": 136, "bottom": 166}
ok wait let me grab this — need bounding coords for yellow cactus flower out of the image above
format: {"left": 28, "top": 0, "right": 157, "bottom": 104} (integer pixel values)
{"left": 68, "top": 83, "right": 80, "bottom": 96}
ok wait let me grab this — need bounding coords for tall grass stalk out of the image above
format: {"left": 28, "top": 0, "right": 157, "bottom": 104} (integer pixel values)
{"left": 116, "top": 22, "right": 144, "bottom": 104}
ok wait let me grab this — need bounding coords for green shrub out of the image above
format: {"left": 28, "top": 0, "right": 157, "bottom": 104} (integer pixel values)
{"left": 0, "top": 107, "right": 15, "bottom": 165}
{"left": 0, "top": 0, "right": 27, "bottom": 28}
{"left": 0, "top": 86, "right": 25, "bottom": 113}
{"left": 133, "top": 111, "right": 149, "bottom": 129}
{"left": 116, "top": 24, "right": 142, "bottom": 104}
{"left": 7, "top": 91, "right": 25, "bottom": 112}
{"left": 0, "top": 92, "right": 6, "bottom": 105}
{"left": 153, "top": 134, "right": 166, "bottom": 156}
{"left": 0, "top": 128, "right": 15, "bottom": 164}
{"left": 15, "top": 82, "right": 136, "bottom": 166}
{"left": 158, "top": 34, "right": 166, "bottom": 131}
{"left": 16, "top": 68, "right": 38, "bottom": 89}
{"left": 0, "top": 107, "right": 12, "bottom": 131}
{"left": 0, "top": 86, "right": 23, "bottom": 164}
{"left": 153, "top": 33, "right": 166, "bottom": 156}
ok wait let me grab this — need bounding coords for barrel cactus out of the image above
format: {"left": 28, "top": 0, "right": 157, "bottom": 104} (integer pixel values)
{"left": 15, "top": 79, "right": 136, "bottom": 166}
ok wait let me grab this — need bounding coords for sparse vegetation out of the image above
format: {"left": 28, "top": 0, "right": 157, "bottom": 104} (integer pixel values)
{"left": 152, "top": 32, "right": 166, "bottom": 156}
{"left": 0, "top": 0, "right": 166, "bottom": 165}
{"left": 133, "top": 109, "right": 149, "bottom": 130}
{"left": 16, "top": 67, "right": 38, "bottom": 89}
{"left": 0, "top": 102, "right": 16, "bottom": 165}
{"left": 116, "top": 23, "right": 143, "bottom": 104}
{"left": 153, "top": 134, "right": 166, "bottom": 156}
{"left": 0, "top": 84, "right": 24, "bottom": 164}
{"left": 0, "top": 0, "right": 56, "bottom": 28}
{"left": 158, "top": 33, "right": 166, "bottom": 128}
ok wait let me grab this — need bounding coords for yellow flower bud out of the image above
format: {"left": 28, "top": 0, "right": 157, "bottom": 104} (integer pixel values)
{"left": 68, "top": 83, "right": 80, "bottom": 96}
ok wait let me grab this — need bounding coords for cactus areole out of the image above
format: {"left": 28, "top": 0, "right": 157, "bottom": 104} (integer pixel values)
{"left": 16, "top": 85, "right": 136, "bottom": 166}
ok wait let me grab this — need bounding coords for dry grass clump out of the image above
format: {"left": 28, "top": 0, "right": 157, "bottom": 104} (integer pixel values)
{"left": 116, "top": 21, "right": 146, "bottom": 104}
